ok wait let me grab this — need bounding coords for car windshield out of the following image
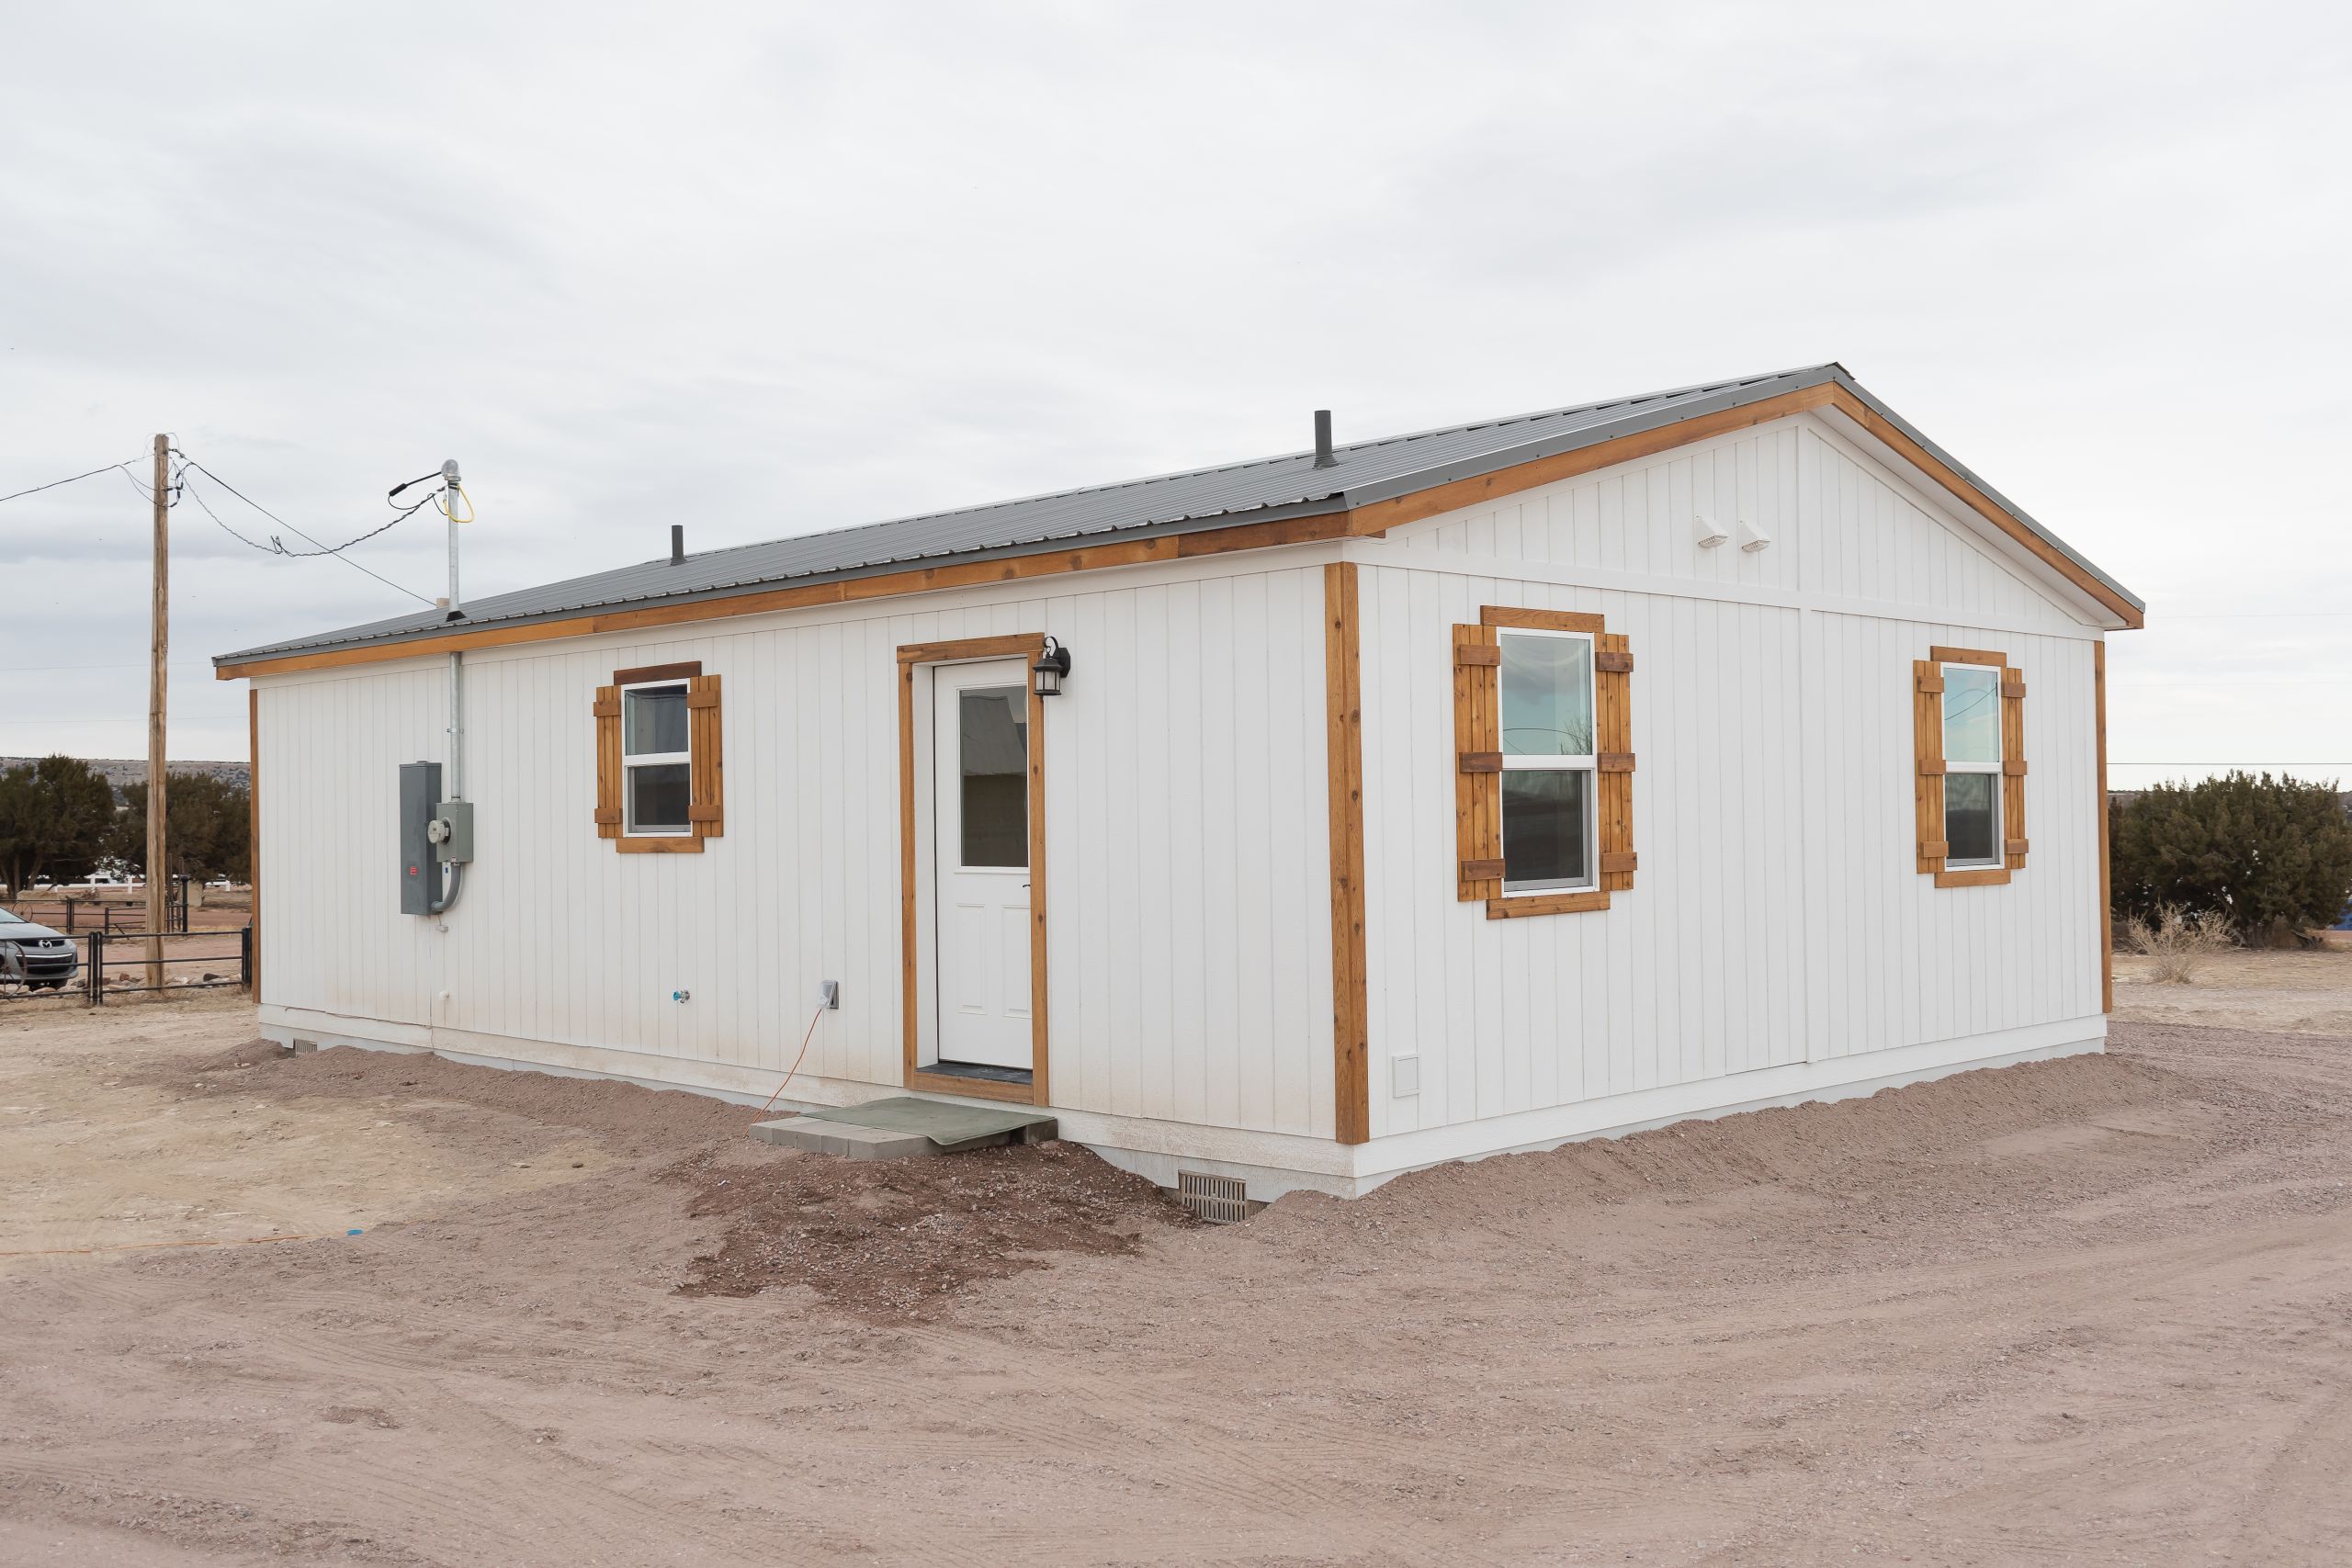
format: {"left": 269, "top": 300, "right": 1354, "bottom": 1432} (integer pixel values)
{"left": 0, "top": 908, "right": 24, "bottom": 925}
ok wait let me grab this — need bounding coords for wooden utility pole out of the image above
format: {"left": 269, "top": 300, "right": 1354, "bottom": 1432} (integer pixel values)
{"left": 146, "top": 433, "right": 168, "bottom": 983}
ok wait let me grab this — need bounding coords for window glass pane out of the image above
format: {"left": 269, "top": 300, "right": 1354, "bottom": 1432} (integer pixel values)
{"left": 628, "top": 761, "right": 691, "bottom": 832}
{"left": 1944, "top": 772, "right": 1997, "bottom": 864}
{"left": 1500, "top": 634, "right": 1593, "bottom": 758}
{"left": 1942, "top": 666, "right": 2001, "bottom": 764}
{"left": 1502, "top": 769, "right": 1589, "bottom": 891}
{"left": 959, "top": 687, "right": 1028, "bottom": 868}
{"left": 625, "top": 685, "right": 689, "bottom": 756}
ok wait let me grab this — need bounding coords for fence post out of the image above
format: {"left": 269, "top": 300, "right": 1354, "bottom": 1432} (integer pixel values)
{"left": 240, "top": 925, "right": 253, "bottom": 993}
{"left": 64, "top": 898, "right": 75, "bottom": 935}
{"left": 89, "top": 930, "right": 104, "bottom": 1007}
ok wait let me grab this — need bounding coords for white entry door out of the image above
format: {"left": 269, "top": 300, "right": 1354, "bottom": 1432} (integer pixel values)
{"left": 933, "top": 660, "right": 1034, "bottom": 1070}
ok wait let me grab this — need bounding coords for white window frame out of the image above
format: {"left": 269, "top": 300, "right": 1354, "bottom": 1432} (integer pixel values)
{"left": 619, "top": 678, "right": 694, "bottom": 837}
{"left": 1940, "top": 661, "right": 2003, "bottom": 869}
{"left": 1498, "top": 626, "right": 1599, "bottom": 896}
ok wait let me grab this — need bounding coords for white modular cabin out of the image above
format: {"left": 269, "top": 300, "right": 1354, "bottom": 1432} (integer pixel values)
{"left": 218, "top": 366, "right": 2143, "bottom": 1199}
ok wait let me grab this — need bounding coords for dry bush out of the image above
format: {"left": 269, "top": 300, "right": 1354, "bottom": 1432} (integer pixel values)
{"left": 2124, "top": 903, "right": 2238, "bottom": 984}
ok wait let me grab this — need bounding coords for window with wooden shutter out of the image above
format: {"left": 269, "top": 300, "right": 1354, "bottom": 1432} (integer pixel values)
{"left": 594, "top": 660, "right": 721, "bottom": 854}
{"left": 1916, "top": 645, "right": 2021, "bottom": 888}
{"left": 1454, "top": 606, "right": 1633, "bottom": 919}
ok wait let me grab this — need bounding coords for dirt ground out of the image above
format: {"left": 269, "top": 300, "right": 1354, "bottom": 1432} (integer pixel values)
{"left": 4, "top": 963, "right": 2349, "bottom": 1566}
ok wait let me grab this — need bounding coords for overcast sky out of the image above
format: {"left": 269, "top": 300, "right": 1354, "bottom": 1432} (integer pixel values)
{"left": 3, "top": 2, "right": 2346, "bottom": 787}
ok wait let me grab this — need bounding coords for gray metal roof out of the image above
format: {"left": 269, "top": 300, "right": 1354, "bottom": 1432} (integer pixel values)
{"left": 217, "top": 363, "right": 2141, "bottom": 666}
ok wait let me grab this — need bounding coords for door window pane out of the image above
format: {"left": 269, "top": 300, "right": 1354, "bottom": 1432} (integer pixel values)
{"left": 625, "top": 685, "right": 689, "bottom": 756}
{"left": 628, "top": 761, "right": 692, "bottom": 833}
{"left": 1942, "top": 666, "right": 2001, "bottom": 764}
{"left": 959, "top": 688, "right": 1028, "bottom": 868}
{"left": 1944, "top": 772, "right": 1998, "bottom": 865}
{"left": 1500, "top": 634, "right": 1593, "bottom": 757}
{"left": 1502, "top": 769, "right": 1589, "bottom": 891}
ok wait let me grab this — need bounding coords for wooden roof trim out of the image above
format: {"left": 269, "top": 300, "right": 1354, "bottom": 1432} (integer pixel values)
{"left": 218, "top": 386, "right": 2137, "bottom": 681}
{"left": 1820, "top": 387, "right": 2143, "bottom": 629}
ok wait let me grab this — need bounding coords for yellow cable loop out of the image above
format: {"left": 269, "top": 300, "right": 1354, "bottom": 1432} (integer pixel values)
{"left": 439, "top": 483, "right": 476, "bottom": 524}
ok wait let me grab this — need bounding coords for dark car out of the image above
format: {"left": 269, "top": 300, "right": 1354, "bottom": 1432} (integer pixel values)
{"left": 0, "top": 906, "right": 78, "bottom": 990}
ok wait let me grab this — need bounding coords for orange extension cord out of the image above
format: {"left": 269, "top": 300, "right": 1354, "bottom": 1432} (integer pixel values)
{"left": 756, "top": 1001, "right": 829, "bottom": 1117}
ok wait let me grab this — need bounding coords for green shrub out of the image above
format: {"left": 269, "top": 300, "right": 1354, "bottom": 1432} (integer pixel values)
{"left": 2110, "top": 772, "right": 2352, "bottom": 941}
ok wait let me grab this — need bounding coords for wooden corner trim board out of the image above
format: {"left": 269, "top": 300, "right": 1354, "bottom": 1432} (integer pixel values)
{"left": 213, "top": 382, "right": 2138, "bottom": 684}
{"left": 1325, "top": 563, "right": 1371, "bottom": 1146}
{"left": 2096, "top": 640, "right": 2111, "bottom": 1013}
{"left": 896, "top": 632, "right": 1050, "bottom": 1109}
{"left": 247, "top": 688, "right": 260, "bottom": 1006}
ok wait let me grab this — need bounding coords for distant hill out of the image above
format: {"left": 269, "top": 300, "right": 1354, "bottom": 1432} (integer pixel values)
{"left": 0, "top": 757, "right": 250, "bottom": 807}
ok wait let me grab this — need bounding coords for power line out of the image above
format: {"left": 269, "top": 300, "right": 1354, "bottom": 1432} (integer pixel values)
{"left": 176, "top": 462, "right": 435, "bottom": 607}
{"left": 181, "top": 458, "right": 436, "bottom": 559}
{"left": 0, "top": 457, "right": 146, "bottom": 507}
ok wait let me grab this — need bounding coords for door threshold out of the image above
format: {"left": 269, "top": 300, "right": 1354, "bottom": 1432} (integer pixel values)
{"left": 924, "top": 1059, "right": 1035, "bottom": 1086}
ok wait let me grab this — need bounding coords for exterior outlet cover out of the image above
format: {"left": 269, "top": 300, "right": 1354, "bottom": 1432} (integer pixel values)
{"left": 1693, "top": 512, "right": 1730, "bottom": 548}
{"left": 1392, "top": 1055, "right": 1421, "bottom": 1097}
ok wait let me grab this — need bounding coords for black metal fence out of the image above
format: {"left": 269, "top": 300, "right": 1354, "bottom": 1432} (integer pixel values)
{"left": 0, "top": 926, "right": 252, "bottom": 1004}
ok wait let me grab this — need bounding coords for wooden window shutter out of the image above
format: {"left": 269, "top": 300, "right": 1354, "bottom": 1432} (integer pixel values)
{"left": 1595, "top": 633, "right": 1636, "bottom": 891}
{"left": 687, "top": 673, "right": 724, "bottom": 839}
{"left": 2002, "top": 666, "right": 2027, "bottom": 869}
{"left": 1913, "top": 660, "right": 1945, "bottom": 872}
{"left": 1453, "top": 625, "right": 1500, "bottom": 899}
{"left": 593, "top": 685, "right": 623, "bottom": 839}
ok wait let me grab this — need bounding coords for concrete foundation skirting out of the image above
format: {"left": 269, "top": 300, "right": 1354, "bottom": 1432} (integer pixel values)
{"left": 255, "top": 1003, "right": 2106, "bottom": 1202}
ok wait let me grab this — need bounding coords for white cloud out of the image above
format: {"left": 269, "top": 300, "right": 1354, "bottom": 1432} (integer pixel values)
{"left": 2, "top": 0, "right": 2347, "bottom": 781}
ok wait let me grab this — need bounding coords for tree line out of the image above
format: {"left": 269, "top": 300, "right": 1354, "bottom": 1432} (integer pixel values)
{"left": 0, "top": 755, "right": 251, "bottom": 896}
{"left": 2110, "top": 771, "right": 2352, "bottom": 943}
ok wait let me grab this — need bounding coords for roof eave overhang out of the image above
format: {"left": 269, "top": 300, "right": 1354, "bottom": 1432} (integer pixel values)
{"left": 217, "top": 367, "right": 2142, "bottom": 678}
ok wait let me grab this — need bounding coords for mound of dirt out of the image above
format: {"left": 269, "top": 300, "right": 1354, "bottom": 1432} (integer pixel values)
{"left": 666, "top": 1138, "right": 1195, "bottom": 1315}
{"left": 149, "top": 1035, "right": 1199, "bottom": 1320}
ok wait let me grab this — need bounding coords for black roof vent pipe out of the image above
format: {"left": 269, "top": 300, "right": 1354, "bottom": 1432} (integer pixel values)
{"left": 1313, "top": 410, "right": 1337, "bottom": 468}
{"left": 670, "top": 524, "right": 685, "bottom": 566}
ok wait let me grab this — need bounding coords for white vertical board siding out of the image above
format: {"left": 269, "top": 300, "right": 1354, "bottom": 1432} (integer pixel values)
{"left": 256, "top": 663, "right": 447, "bottom": 1026}
{"left": 252, "top": 558, "right": 1333, "bottom": 1140}
{"left": 1387, "top": 413, "right": 2088, "bottom": 637}
{"left": 1039, "top": 565, "right": 1334, "bottom": 1136}
{"left": 1809, "top": 621, "right": 2099, "bottom": 1058}
{"left": 1355, "top": 412, "right": 2104, "bottom": 1142}
{"left": 1357, "top": 569, "right": 1808, "bottom": 1139}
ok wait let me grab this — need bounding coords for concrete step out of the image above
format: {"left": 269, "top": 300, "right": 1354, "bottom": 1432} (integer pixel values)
{"left": 751, "top": 1096, "right": 1059, "bottom": 1162}
{"left": 752, "top": 1119, "right": 936, "bottom": 1161}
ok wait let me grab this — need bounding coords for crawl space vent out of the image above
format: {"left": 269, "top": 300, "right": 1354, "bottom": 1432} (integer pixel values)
{"left": 1177, "top": 1170, "right": 1250, "bottom": 1225}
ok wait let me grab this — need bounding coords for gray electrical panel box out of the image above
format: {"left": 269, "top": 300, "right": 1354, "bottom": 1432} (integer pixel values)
{"left": 399, "top": 761, "right": 442, "bottom": 915}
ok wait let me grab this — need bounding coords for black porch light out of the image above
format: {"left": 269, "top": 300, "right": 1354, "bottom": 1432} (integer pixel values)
{"left": 1032, "top": 636, "right": 1071, "bottom": 697}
